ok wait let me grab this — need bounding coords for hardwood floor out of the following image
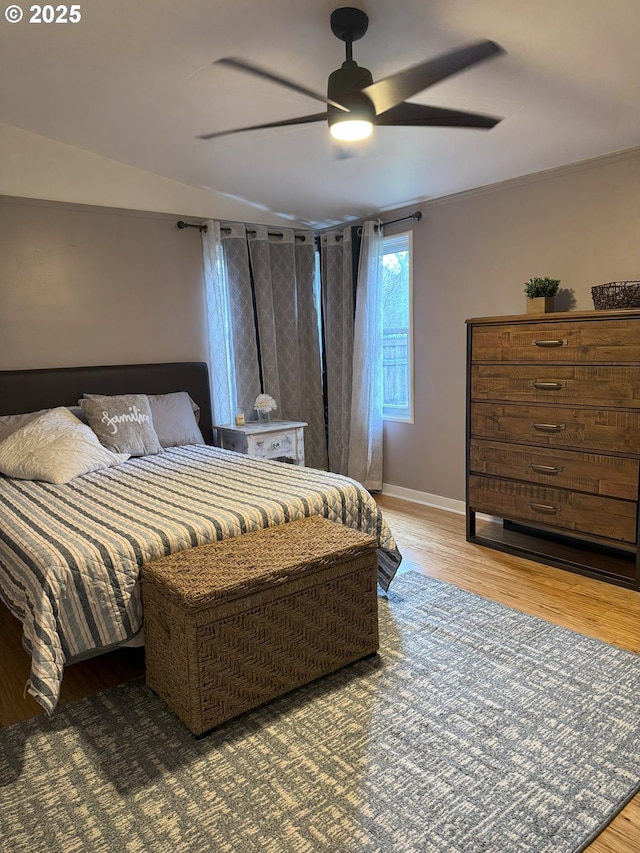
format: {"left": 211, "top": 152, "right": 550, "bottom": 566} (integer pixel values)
{"left": 1, "top": 495, "right": 638, "bottom": 851}
{"left": 0, "top": 611, "right": 145, "bottom": 728}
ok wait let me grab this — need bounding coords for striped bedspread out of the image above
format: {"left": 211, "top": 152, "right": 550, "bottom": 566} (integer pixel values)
{"left": 0, "top": 445, "right": 401, "bottom": 714}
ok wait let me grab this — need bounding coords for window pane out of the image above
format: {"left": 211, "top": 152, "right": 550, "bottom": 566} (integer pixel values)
{"left": 382, "top": 232, "right": 412, "bottom": 421}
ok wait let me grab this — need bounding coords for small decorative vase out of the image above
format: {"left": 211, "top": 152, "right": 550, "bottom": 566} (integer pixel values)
{"left": 257, "top": 411, "right": 271, "bottom": 423}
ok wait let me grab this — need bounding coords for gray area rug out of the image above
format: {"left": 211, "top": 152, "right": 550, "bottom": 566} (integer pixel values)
{"left": 1, "top": 571, "right": 639, "bottom": 853}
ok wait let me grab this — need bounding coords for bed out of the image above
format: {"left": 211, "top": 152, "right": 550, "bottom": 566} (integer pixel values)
{"left": 0, "top": 362, "right": 401, "bottom": 715}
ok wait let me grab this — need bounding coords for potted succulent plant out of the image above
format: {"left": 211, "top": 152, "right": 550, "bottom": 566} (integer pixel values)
{"left": 524, "top": 277, "right": 561, "bottom": 314}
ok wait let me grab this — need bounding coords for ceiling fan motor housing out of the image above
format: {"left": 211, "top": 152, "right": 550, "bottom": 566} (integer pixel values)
{"left": 327, "top": 62, "right": 375, "bottom": 127}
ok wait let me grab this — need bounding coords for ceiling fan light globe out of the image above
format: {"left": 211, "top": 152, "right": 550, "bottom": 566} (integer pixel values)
{"left": 330, "top": 119, "right": 373, "bottom": 141}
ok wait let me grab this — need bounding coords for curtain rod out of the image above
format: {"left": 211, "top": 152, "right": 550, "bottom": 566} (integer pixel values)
{"left": 354, "top": 210, "right": 423, "bottom": 239}
{"left": 176, "top": 220, "right": 208, "bottom": 233}
{"left": 176, "top": 220, "right": 307, "bottom": 241}
{"left": 382, "top": 211, "right": 422, "bottom": 228}
{"left": 177, "top": 210, "right": 422, "bottom": 238}
{"left": 220, "top": 227, "right": 308, "bottom": 242}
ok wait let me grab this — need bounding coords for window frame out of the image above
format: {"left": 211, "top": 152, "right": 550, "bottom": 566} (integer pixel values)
{"left": 381, "top": 229, "right": 414, "bottom": 424}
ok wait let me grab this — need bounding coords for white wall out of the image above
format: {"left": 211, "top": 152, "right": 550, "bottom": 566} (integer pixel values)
{"left": 0, "top": 196, "right": 208, "bottom": 370}
{"left": 0, "top": 123, "right": 299, "bottom": 226}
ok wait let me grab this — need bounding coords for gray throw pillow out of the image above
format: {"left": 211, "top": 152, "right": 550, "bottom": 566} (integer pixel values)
{"left": 147, "top": 392, "right": 205, "bottom": 448}
{"left": 80, "top": 394, "right": 162, "bottom": 457}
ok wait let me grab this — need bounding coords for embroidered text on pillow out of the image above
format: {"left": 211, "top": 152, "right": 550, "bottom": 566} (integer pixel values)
{"left": 101, "top": 406, "right": 151, "bottom": 435}
{"left": 80, "top": 393, "right": 163, "bottom": 457}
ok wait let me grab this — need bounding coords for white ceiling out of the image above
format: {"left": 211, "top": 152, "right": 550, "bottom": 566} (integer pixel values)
{"left": 2, "top": 0, "right": 639, "bottom": 228}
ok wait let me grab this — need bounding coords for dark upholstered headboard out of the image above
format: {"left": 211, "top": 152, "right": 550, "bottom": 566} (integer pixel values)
{"left": 0, "top": 362, "right": 214, "bottom": 445}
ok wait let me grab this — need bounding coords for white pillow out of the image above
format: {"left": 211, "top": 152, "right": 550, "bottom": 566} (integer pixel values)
{"left": 0, "top": 407, "right": 130, "bottom": 485}
{"left": 0, "top": 409, "right": 50, "bottom": 443}
{"left": 0, "top": 407, "right": 88, "bottom": 443}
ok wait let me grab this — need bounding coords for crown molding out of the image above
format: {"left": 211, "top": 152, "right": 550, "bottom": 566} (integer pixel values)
{"left": 421, "top": 147, "right": 640, "bottom": 210}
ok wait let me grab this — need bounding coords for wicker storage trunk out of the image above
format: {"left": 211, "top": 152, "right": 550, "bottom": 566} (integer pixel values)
{"left": 141, "top": 516, "right": 379, "bottom": 735}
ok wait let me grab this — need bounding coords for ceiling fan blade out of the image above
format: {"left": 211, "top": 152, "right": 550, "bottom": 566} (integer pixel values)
{"left": 363, "top": 40, "right": 504, "bottom": 115}
{"left": 198, "top": 112, "right": 328, "bottom": 141}
{"left": 216, "top": 57, "right": 349, "bottom": 112}
{"left": 376, "top": 102, "right": 501, "bottom": 129}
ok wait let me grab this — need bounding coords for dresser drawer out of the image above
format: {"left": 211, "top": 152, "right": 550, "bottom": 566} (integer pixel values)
{"left": 469, "top": 439, "right": 640, "bottom": 500}
{"left": 470, "top": 402, "right": 640, "bottom": 454}
{"left": 468, "top": 475, "right": 637, "bottom": 544}
{"left": 471, "top": 365, "right": 640, "bottom": 408}
{"left": 471, "top": 318, "right": 640, "bottom": 363}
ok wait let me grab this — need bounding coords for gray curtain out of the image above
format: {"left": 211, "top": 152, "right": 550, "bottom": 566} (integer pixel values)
{"left": 206, "top": 217, "right": 382, "bottom": 478}
{"left": 208, "top": 223, "right": 327, "bottom": 470}
{"left": 320, "top": 227, "right": 354, "bottom": 476}
{"left": 321, "top": 222, "right": 384, "bottom": 489}
{"left": 248, "top": 227, "right": 327, "bottom": 470}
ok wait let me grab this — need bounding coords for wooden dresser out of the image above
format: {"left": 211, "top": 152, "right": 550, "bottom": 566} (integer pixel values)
{"left": 466, "top": 309, "right": 640, "bottom": 589}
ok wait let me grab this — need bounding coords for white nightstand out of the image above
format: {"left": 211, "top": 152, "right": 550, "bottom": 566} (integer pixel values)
{"left": 215, "top": 420, "right": 307, "bottom": 465}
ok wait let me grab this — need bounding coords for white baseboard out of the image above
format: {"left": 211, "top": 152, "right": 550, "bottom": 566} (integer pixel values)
{"left": 381, "top": 483, "right": 465, "bottom": 515}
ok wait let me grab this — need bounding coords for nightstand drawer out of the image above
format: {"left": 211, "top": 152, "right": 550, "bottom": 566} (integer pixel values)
{"left": 471, "top": 364, "right": 640, "bottom": 408}
{"left": 470, "top": 402, "right": 640, "bottom": 455}
{"left": 216, "top": 421, "right": 307, "bottom": 466}
{"left": 469, "top": 439, "right": 640, "bottom": 500}
{"left": 471, "top": 318, "right": 640, "bottom": 363}
{"left": 247, "top": 430, "right": 298, "bottom": 461}
{"left": 468, "top": 475, "right": 637, "bottom": 544}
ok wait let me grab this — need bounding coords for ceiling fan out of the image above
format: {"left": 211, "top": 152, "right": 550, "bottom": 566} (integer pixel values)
{"left": 199, "top": 7, "right": 505, "bottom": 143}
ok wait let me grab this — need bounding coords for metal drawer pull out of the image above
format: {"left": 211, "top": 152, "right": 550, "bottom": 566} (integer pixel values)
{"left": 531, "top": 381, "right": 566, "bottom": 390}
{"left": 532, "top": 339, "right": 568, "bottom": 347}
{"left": 529, "top": 463, "right": 564, "bottom": 474}
{"left": 529, "top": 502, "right": 559, "bottom": 514}
{"left": 531, "top": 422, "right": 566, "bottom": 432}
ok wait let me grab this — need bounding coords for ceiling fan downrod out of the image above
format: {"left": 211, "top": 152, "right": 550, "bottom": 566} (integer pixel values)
{"left": 330, "top": 6, "right": 369, "bottom": 65}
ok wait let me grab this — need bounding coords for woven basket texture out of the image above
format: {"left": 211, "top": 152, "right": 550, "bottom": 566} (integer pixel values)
{"left": 141, "top": 517, "right": 379, "bottom": 734}
{"left": 591, "top": 281, "right": 640, "bottom": 309}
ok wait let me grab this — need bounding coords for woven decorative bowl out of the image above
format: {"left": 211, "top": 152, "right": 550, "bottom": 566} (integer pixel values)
{"left": 591, "top": 281, "right": 640, "bottom": 310}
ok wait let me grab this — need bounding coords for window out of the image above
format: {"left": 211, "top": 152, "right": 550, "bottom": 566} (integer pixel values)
{"left": 382, "top": 231, "right": 413, "bottom": 422}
